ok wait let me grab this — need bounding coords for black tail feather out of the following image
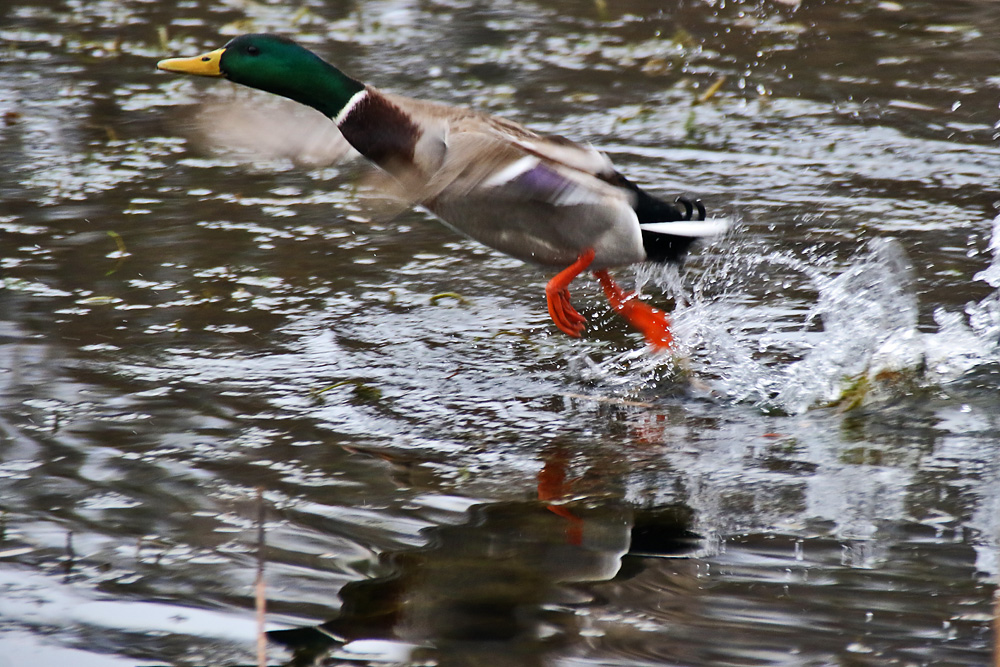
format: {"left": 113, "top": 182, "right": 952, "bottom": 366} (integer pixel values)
{"left": 622, "top": 177, "right": 706, "bottom": 265}
{"left": 603, "top": 171, "right": 709, "bottom": 264}
{"left": 640, "top": 227, "right": 700, "bottom": 265}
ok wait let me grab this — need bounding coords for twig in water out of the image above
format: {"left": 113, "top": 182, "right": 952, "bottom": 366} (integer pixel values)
{"left": 993, "top": 586, "right": 999, "bottom": 667}
{"left": 429, "top": 291, "right": 471, "bottom": 306}
{"left": 105, "top": 231, "right": 129, "bottom": 276}
{"left": 695, "top": 76, "right": 727, "bottom": 105}
{"left": 255, "top": 487, "right": 267, "bottom": 667}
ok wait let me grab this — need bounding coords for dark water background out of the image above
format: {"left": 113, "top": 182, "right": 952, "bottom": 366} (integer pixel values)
{"left": 2, "top": 0, "right": 1000, "bottom": 665}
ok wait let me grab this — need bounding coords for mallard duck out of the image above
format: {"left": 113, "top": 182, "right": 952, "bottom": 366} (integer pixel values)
{"left": 158, "top": 34, "right": 726, "bottom": 349}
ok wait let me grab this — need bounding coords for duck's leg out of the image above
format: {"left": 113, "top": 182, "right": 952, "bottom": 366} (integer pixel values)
{"left": 593, "top": 270, "right": 673, "bottom": 350}
{"left": 545, "top": 248, "right": 595, "bottom": 337}
{"left": 538, "top": 449, "right": 583, "bottom": 546}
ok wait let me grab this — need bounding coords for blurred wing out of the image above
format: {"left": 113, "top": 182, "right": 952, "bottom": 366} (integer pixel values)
{"left": 177, "top": 91, "right": 358, "bottom": 168}
{"left": 507, "top": 134, "right": 616, "bottom": 180}
{"left": 168, "top": 91, "right": 422, "bottom": 219}
{"left": 415, "top": 131, "right": 627, "bottom": 210}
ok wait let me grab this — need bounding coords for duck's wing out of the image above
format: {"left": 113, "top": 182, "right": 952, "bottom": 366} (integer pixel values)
{"left": 412, "top": 123, "right": 630, "bottom": 212}
{"left": 372, "top": 91, "right": 627, "bottom": 205}
{"left": 405, "top": 123, "right": 649, "bottom": 268}
{"left": 175, "top": 91, "right": 358, "bottom": 167}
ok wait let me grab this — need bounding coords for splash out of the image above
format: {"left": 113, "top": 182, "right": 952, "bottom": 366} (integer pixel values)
{"left": 600, "top": 214, "right": 1000, "bottom": 413}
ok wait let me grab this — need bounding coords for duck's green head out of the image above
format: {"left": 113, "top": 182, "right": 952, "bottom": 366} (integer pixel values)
{"left": 157, "top": 34, "right": 365, "bottom": 118}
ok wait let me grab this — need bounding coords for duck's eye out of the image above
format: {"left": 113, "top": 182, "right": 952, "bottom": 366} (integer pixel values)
{"left": 247, "top": 45, "right": 260, "bottom": 56}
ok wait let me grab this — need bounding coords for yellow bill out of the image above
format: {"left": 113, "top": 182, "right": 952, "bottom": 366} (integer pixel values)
{"left": 156, "top": 48, "right": 226, "bottom": 77}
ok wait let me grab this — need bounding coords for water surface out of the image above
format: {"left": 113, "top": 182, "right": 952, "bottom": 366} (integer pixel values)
{"left": 1, "top": 0, "right": 1000, "bottom": 665}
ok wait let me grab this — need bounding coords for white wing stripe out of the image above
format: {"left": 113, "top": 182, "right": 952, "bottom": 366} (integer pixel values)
{"left": 481, "top": 156, "right": 540, "bottom": 187}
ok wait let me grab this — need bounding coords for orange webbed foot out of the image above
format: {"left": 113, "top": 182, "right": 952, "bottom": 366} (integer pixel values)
{"left": 594, "top": 269, "right": 673, "bottom": 350}
{"left": 545, "top": 249, "right": 596, "bottom": 338}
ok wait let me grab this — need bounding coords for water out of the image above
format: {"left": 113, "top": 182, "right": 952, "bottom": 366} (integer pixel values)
{"left": 640, "top": 218, "right": 1000, "bottom": 413}
{"left": 2, "top": 0, "right": 1000, "bottom": 665}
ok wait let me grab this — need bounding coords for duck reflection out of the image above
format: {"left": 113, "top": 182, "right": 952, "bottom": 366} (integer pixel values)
{"left": 269, "top": 447, "right": 698, "bottom": 666}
